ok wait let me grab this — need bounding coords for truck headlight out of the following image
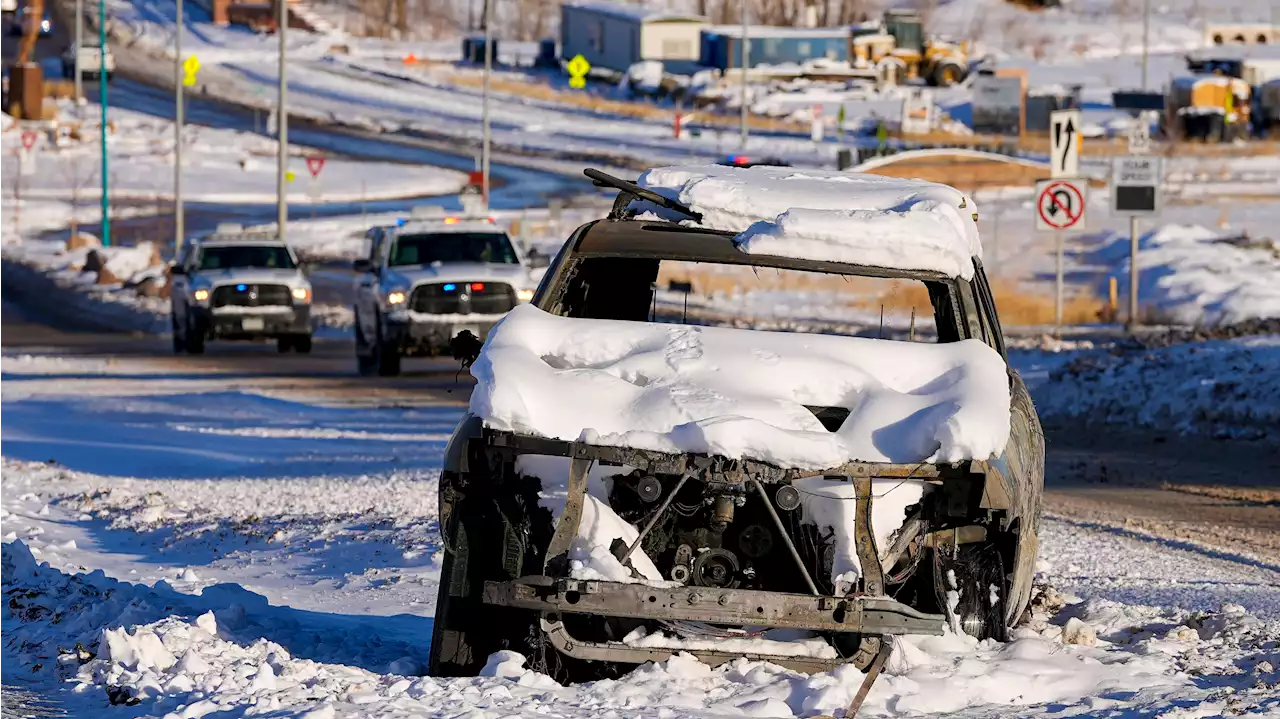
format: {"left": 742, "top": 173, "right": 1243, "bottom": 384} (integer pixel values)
{"left": 516, "top": 288, "right": 534, "bottom": 302}
{"left": 292, "top": 287, "right": 312, "bottom": 304}
{"left": 387, "top": 290, "right": 407, "bottom": 305}
{"left": 193, "top": 289, "right": 210, "bottom": 302}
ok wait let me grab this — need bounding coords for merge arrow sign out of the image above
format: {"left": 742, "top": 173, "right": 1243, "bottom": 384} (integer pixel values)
{"left": 1050, "top": 109, "right": 1081, "bottom": 179}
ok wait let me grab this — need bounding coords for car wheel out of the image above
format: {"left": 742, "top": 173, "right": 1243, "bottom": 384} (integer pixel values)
{"left": 293, "top": 334, "right": 312, "bottom": 354}
{"left": 185, "top": 317, "right": 205, "bottom": 355}
{"left": 171, "top": 314, "right": 186, "bottom": 354}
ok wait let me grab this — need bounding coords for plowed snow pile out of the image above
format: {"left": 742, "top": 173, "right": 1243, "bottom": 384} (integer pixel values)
{"left": 634, "top": 165, "right": 982, "bottom": 279}
{"left": 470, "top": 305, "right": 1011, "bottom": 467}
{"left": 6, "top": 541, "right": 1279, "bottom": 718}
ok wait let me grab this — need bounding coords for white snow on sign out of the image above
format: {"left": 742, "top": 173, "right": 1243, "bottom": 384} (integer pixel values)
{"left": 634, "top": 165, "right": 983, "bottom": 280}
{"left": 470, "top": 305, "right": 1012, "bottom": 468}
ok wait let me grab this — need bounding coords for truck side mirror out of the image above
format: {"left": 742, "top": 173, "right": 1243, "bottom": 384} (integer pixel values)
{"left": 171, "top": 264, "right": 186, "bottom": 276}
{"left": 353, "top": 259, "right": 373, "bottom": 273}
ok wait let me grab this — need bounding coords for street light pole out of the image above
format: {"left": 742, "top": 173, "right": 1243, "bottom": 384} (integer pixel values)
{"left": 174, "top": 0, "right": 184, "bottom": 254}
{"left": 481, "top": 0, "right": 492, "bottom": 209}
{"left": 73, "top": 0, "right": 83, "bottom": 102}
{"left": 98, "top": 0, "right": 109, "bottom": 246}
{"left": 739, "top": 0, "right": 749, "bottom": 148}
{"left": 276, "top": 0, "right": 288, "bottom": 239}
{"left": 1140, "top": 0, "right": 1150, "bottom": 90}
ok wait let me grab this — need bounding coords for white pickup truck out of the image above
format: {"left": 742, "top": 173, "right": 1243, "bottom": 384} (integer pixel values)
{"left": 61, "top": 42, "right": 115, "bottom": 82}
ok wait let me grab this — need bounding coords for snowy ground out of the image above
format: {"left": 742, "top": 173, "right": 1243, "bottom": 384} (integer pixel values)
{"left": 3, "top": 348, "right": 1279, "bottom": 717}
{"left": 3, "top": 101, "right": 468, "bottom": 205}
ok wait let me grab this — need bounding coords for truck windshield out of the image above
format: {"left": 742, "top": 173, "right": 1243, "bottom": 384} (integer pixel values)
{"left": 198, "top": 246, "right": 295, "bottom": 270}
{"left": 389, "top": 232, "right": 518, "bottom": 266}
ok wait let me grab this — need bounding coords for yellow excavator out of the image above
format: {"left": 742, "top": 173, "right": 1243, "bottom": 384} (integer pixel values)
{"left": 851, "top": 10, "right": 970, "bottom": 87}
{"left": 8, "top": 0, "right": 46, "bottom": 119}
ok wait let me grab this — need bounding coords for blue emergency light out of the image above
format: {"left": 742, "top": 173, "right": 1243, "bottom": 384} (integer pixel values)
{"left": 443, "top": 283, "right": 457, "bottom": 292}
{"left": 236, "top": 284, "right": 247, "bottom": 291}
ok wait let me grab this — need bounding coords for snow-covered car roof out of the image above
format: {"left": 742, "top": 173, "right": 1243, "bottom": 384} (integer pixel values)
{"left": 633, "top": 165, "right": 983, "bottom": 280}
{"left": 471, "top": 305, "right": 1011, "bottom": 469}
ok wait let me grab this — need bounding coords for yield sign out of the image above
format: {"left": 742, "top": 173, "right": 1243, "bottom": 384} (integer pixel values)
{"left": 1035, "top": 179, "right": 1088, "bottom": 232}
{"left": 306, "top": 156, "right": 325, "bottom": 178}
{"left": 21, "top": 130, "right": 38, "bottom": 151}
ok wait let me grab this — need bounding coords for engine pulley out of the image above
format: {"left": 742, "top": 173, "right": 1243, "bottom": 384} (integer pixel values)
{"left": 692, "top": 548, "right": 740, "bottom": 589}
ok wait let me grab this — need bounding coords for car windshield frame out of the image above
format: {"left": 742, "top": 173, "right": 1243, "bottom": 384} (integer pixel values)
{"left": 196, "top": 245, "right": 296, "bottom": 271}
{"left": 388, "top": 231, "right": 519, "bottom": 267}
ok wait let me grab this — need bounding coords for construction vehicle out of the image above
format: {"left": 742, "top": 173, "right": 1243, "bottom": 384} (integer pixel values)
{"left": 6, "top": 0, "right": 45, "bottom": 119}
{"left": 1167, "top": 75, "right": 1252, "bottom": 142}
{"left": 850, "top": 10, "right": 969, "bottom": 87}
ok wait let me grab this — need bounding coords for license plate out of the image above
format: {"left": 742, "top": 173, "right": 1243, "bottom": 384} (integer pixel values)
{"left": 455, "top": 325, "right": 480, "bottom": 338}
{"left": 242, "top": 317, "right": 266, "bottom": 331}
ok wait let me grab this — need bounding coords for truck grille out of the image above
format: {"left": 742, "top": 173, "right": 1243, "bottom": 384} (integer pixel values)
{"left": 410, "top": 282, "right": 516, "bottom": 315}
{"left": 212, "top": 284, "right": 291, "bottom": 308}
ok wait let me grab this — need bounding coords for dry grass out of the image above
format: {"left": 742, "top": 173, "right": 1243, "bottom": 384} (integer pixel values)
{"left": 658, "top": 262, "right": 1105, "bottom": 327}
{"left": 436, "top": 69, "right": 807, "bottom": 133}
{"left": 899, "top": 130, "right": 1280, "bottom": 158}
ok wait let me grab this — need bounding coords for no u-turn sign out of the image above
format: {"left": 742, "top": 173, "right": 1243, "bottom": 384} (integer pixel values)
{"left": 1034, "top": 179, "right": 1088, "bottom": 232}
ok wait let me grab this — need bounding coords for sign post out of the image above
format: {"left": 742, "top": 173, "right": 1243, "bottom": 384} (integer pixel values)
{"left": 1112, "top": 154, "right": 1162, "bottom": 330}
{"left": 1049, "top": 109, "right": 1081, "bottom": 178}
{"left": 1035, "top": 178, "right": 1089, "bottom": 336}
{"left": 306, "top": 156, "right": 325, "bottom": 220}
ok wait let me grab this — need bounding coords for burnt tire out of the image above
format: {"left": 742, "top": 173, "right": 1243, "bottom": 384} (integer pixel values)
{"left": 932, "top": 542, "right": 1009, "bottom": 643}
{"left": 277, "top": 336, "right": 293, "bottom": 353}
{"left": 293, "top": 334, "right": 312, "bottom": 354}
{"left": 429, "top": 478, "right": 539, "bottom": 678}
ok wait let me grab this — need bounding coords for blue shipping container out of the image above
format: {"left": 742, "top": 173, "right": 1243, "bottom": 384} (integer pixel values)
{"left": 700, "top": 28, "right": 849, "bottom": 70}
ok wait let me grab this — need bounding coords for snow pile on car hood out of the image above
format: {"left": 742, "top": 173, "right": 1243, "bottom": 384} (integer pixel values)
{"left": 471, "top": 305, "right": 1011, "bottom": 468}
{"left": 634, "top": 164, "right": 982, "bottom": 280}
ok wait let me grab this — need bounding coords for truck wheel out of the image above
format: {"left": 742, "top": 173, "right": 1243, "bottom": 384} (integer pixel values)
{"left": 185, "top": 319, "right": 205, "bottom": 355}
{"left": 355, "top": 315, "right": 377, "bottom": 376}
{"left": 293, "top": 335, "right": 312, "bottom": 354}
{"left": 373, "top": 319, "right": 401, "bottom": 377}
{"left": 933, "top": 61, "right": 965, "bottom": 87}
{"left": 171, "top": 315, "right": 186, "bottom": 354}
{"left": 277, "top": 336, "right": 293, "bottom": 353}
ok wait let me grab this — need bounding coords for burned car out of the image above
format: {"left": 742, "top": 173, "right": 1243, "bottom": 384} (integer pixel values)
{"left": 430, "top": 166, "right": 1044, "bottom": 696}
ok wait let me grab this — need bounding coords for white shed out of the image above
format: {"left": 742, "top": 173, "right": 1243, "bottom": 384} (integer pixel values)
{"left": 560, "top": 1, "right": 707, "bottom": 76}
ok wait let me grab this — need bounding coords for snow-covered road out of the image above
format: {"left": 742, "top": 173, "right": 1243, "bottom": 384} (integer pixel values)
{"left": 2, "top": 331, "right": 1278, "bottom": 718}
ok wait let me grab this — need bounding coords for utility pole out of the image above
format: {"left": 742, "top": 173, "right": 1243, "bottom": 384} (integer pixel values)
{"left": 1129, "top": 216, "right": 1139, "bottom": 329}
{"left": 480, "top": 0, "right": 492, "bottom": 209}
{"left": 99, "top": 0, "right": 109, "bottom": 247}
{"left": 175, "top": 0, "right": 185, "bottom": 254}
{"left": 739, "top": 0, "right": 749, "bottom": 148}
{"left": 1140, "top": 0, "right": 1150, "bottom": 90}
{"left": 276, "top": 0, "right": 288, "bottom": 240}
{"left": 73, "top": 0, "right": 83, "bottom": 102}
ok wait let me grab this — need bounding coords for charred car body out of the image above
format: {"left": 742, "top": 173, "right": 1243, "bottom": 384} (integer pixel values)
{"left": 430, "top": 167, "right": 1044, "bottom": 692}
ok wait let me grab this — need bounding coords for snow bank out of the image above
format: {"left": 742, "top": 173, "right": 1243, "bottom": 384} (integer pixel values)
{"left": 636, "top": 165, "right": 982, "bottom": 279}
{"left": 472, "top": 305, "right": 1011, "bottom": 468}
{"left": 1096, "top": 224, "right": 1280, "bottom": 327}
{"left": 798, "top": 478, "right": 928, "bottom": 585}
{"left": 1028, "top": 335, "right": 1280, "bottom": 440}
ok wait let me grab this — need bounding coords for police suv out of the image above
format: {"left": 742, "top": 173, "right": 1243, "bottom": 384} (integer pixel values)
{"left": 170, "top": 227, "right": 314, "bottom": 354}
{"left": 353, "top": 210, "right": 537, "bottom": 376}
